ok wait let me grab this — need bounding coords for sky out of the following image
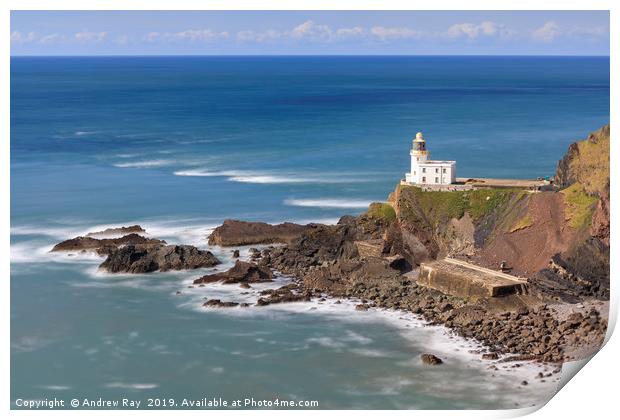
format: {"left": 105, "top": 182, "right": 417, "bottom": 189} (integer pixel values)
{"left": 10, "top": 11, "right": 610, "bottom": 56}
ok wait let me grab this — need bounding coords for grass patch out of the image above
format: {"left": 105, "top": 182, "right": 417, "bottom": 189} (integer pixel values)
{"left": 398, "top": 186, "right": 518, "bottom": 226}
{"left": 366, "top": 202, "right": 396, "bottom": 223}
{"left": 509, "top": 215, "right": 533, "bottom": 233}
{"left": 569, "top": 126, "right": 610, "bottom": 195}
{"left": 562, "top": 182, "right": 598, "bottom": 229}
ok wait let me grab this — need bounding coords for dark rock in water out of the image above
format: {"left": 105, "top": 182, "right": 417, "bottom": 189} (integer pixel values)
{"left": 255, "top": 285, "right": 312, "bottom": 306}
{"left": 521, "top": 380, "right": 528, "bottom": 386}
{"left": 203, "top": 299, "right": 239, "bottom": 308}
{"left": 249, "top": 248, "right": 261, "bottom": 259}
{"left": 239, "top": 282, "right": 251, "bottom": 289}
{"left": 99, "top": 244, "right": 220, "bottom": 273}
{"left": 193, "top": 260, "right": 272, "bottom": 284}
{"left": 355, "top": 304, "right": 370, "bottom": 311}
{"left": 208, "top": 219, "right": 315, "bottom": 246}
{"left": 86, "top": 225, "right": 146, "bottom": 237}
{"left": 421, "top": 353, "right": 443, "bottom": 365}
{"left": 481, "top": 352, "right": 499, "bottom": 360}
{"left": 232, "top": 249, "right": 240, "bottom": 258}
{"left": 51, "top": 233, "right": 165, "bottom": 255}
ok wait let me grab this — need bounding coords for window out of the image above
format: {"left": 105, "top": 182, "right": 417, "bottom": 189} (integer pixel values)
{"left": 413, "top": 171, "right": 416, "bottom": 175}
{"left": 416, "top": 157, "right": 419, "bottom": 161}
{"left": 422, "top": 168, "right": 426, "bottom": 173}
{"left": 443, "top": 168, "right": 447, "bottom": 174}
{"left": 435, "top": 177, "right": 439, "bottom": 183}
{"left": 435, "top": 168, "right": 439, "bottom": 173}
{"left": 422, "top": 176, "right": 426, "bottom": 182}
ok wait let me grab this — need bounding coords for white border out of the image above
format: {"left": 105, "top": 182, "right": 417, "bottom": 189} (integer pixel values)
{"left": 2, "top": 1, "right": 617, "bottom": 419}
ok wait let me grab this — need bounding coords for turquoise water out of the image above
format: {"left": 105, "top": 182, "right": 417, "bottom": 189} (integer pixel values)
{"left": 11, "top": 56, "right": 609, "bottom": 409}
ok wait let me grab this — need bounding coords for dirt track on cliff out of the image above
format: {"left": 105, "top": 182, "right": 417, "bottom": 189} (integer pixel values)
{"left": 474, "top": 192, "right": 576, "bottom": 276}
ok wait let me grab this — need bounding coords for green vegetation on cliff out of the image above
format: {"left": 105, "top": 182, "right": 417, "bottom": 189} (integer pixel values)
{"left": 366, "top": 202, "right": 397, "bottom": 223}
{"left": 397, "top": 186, "right": 525, "bottom": 228}
{"left": 556, "top": 125, "right": 609, "bottom": 196}
{"left": 570, "top": 126, "right": 609, "bottom": 195}
{"left": 562, "top": 182, "right": 598, "bottom": 229}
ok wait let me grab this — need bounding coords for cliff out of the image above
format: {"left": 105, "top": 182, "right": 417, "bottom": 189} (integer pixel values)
{"left": 387, "top": 124, "right": 610, "bottom": 300}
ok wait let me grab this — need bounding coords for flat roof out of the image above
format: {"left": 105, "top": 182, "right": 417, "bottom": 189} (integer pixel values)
{"left": 420, "top": 160, "right": 456, "bottom": 165}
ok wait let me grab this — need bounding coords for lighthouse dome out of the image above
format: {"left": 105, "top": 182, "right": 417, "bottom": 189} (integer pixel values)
{"left": 414, "top": 132, "right": 425, "bottom": 142}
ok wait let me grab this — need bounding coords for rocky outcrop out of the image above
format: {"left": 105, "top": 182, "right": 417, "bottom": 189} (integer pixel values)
{"left": 421, "top": 354, "right": 443, "bottom": 365}
{"left": 100, "top": 244, "right": 220, "bottom": 273}
{"left": 51, "top": 233, "right": 164, "bottom": 255}
{"left": 86, "top": 225, "right": 145, "bottom": 237}
{"left": 555, "top": 124, "right": 610, "bottom": 192}
{"left": 208, "top": 220, "right": 315, "bottom": 246}
{"left": 530, "top": 238, "right": 610, "bottom": 301}
{"left": 256, "top": 284, "right": 313, "bottom": 306}
{"left": 592, "top": 185, "right": 610, "bottom": 245}
{"left": 203, "top": 299, "right": 241, "bottom": 308}
{"left": 193, "top": 260, "right": 272, "bottom": 284}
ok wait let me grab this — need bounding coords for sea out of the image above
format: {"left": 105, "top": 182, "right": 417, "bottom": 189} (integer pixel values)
{"left": 10, "top": 56, "right": 609, "bottom": 409}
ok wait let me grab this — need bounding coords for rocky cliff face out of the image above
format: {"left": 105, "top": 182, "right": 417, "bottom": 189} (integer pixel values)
{"left": 381, "top": 125, "right": 610, "bottom": 300}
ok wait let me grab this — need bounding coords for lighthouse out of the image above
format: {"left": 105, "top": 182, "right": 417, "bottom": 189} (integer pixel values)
{"left": 405, "top": 132, "right": 456, "bottom": 185}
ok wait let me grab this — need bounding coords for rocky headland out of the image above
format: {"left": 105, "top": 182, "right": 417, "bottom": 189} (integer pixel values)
{"left": 205, "top": 124, "right": 611, "bottom": 363}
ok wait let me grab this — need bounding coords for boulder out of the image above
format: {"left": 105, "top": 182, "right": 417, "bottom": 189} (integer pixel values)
{"left": 99, "top": 244, "right": 220, "bottom": 273}
{"left": 421, "top": 353, "right": 443, "bottom": 365}
{"left": 193, "top": 260, "right": 272, "bottom": 284}
{"left": 255, "top": 286, "right": 312, "bottom": 306}
{"left": 203, "top": 299, "right": 239, "bottom": 308}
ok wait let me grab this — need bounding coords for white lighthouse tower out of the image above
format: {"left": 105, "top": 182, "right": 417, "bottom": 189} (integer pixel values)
{"left": 405, "top": 132, "right": 456, "bottom": 185}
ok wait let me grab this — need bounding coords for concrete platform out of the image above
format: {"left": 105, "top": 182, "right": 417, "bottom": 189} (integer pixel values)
{"left": 456, "top": 177, "right": 551, "bottom": 190}
{"left": 418, "top": 257, "right": 529, "bottom": 299}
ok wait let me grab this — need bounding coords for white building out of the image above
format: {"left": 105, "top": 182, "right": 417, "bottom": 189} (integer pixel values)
{"left": 405, "top": 132, "right": 456, "bottom": 185}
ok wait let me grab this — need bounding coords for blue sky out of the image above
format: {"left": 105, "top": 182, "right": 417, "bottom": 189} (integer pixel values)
{"left": 11, "top": 11, "right": 610, "bottom": 56}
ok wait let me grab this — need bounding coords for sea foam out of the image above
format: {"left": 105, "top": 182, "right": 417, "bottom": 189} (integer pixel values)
{"left": 113, "top": 159, "right": 173, "bottom": 168}
{"left": 173, "top": 168, "right": 368, "bottom": 185}
{"left": 284, "top": 198, "right": 375, "bottom": 209}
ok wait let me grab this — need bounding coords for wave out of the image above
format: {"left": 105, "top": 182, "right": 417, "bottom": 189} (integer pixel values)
{"left": 113, "top": 159, "right": 173, "bottom": 168}
{"left": 284, "top": 198, "right": 375, "bottom": 209}
{"left": 74, "top": 131, "right": 100, "bottom": 136}
{"left": 173, "top": 168, "right": 368, "bottom": 185}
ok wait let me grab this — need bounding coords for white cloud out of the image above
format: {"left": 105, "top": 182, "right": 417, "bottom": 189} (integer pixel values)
{"left": 143, "top": 32, "right": 160, "bottom": 43}
{"left": 236, "top": 21, "right": 366, "bottom": 43}
{"left": 532, "top": 21, "right": 608, "bottom": 43}
{"left": 167, "top": 29, "right": 229, "bottom": 42}
{"left": 291, "top": 20, "right": 333, "bottom": 40}
{"left": 10, "top": 31, "right": 38, "bottom": 44}
{"left": 236, "top": 29, "right": 282, "bottom": 43}
{"left": 39, "top": 33, "right": 64, "bottom": 44}
{"left": 447, "top": 21, "right": 514, "bottom": 39}
{"left": 370, "top": 26, "right": 421, "bottom": 40}
{"left": 336, "top": 26, "right": 365, "bottom": 38}
{"left": 144, "top": 29, "right": 229, "bottom": 43}
{"left": 74, "top": 31, "right": 108, "bottom": 43}
{"left": 532, "top": 21, "right": 560, "bottom": 42}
